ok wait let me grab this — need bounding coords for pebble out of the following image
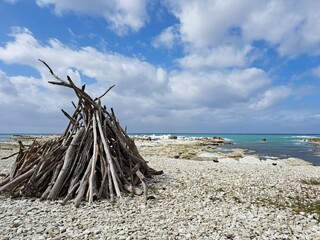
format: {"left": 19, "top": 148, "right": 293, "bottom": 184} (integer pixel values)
{"left": 1, "top": 149, "right": 320, "bottom": 239}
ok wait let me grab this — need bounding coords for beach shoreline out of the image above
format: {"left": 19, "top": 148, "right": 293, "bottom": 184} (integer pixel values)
{"left": 134, "top": 137, "right": 315, "bottom": 167}
{"left": 0, "top": 135, "right": 319, "bottom": 239}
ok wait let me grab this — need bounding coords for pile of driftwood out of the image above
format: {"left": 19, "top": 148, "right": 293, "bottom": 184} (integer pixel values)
{"left": 0, "top": 60, "right": 163, "bottom": 206}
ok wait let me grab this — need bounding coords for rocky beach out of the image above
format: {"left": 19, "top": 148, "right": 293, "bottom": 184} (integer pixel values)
{"left": 0, "top": 136, "right": 320, "bottom": 239}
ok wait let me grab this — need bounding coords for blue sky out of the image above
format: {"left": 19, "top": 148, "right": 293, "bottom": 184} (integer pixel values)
{"left": 0, "top": 0, "right": 320, "bottom": 133}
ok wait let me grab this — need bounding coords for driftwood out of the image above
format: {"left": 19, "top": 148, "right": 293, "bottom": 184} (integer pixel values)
{"left": 0, "top": 60, "right": 163, "bottom": 206}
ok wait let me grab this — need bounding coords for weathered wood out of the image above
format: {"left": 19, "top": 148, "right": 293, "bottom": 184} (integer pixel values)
{"left": 61, "top": 109, "right": 80, "bottom": 129}
{"left": 96, "top": 111, "right": 123, "bottom": 201}
{"left": 0, "top": 166, "right": 35, "bottom": 193}
{"left": 97, "top": 155, "right": 108, "bottom": 198}
{"left": 1, "top": 152, "right": 19, "bottom": 160}
{"left": 94, "top": 84, "right": 115, "bottom": 101}
{"left": 89, "top": 114, "right": 98, "bottom": 205}
{"left": 62, "top": 182, "right": 80, "bottom": 204}
{"left": 0, "top": 60, "right": 163, "bottom": 206}
{"left": 107, "top": 164, "right": 114, "bottom": 201}
{"left": 0, "top": 177, "right": 10, "bottom": 187}
{"left": 136, "top": 170, "right": 148, "bottom": 205}
{"left": 74, "top": 159, "right": 92, "bottom": 207}
{"left": 40, "top": 161, "right": 63, "bottom": 201}
{"left": 48, "top": 127, "right": 85, "bottom": 200}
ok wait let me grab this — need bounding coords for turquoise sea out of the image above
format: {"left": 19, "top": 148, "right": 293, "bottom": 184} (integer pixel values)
{"left": 131, "top": 133, "right": 320, "bottom": 166}
{"left": 1, "top": 133, "right": 320, "bottom": 166}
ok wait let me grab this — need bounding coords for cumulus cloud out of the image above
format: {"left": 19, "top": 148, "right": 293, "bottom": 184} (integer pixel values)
{"left": 250, "top": 86, "right": 292, "bottom": 110}
{"left": 0, "top": 27, "right": 169, "bottom": 98}
{"left": 242, "top": 1, "right": 320, "bottom": 56}
{"left": 35, "top": 0, "right": 148, "bottom": 35}
{"left": 0, "top": 70, "right": 17, "bottom": 103}
{"left": 169, "top": 67, "right": 270, "bottom": 108}
{"left": 165, "top": 0, "right": 253, "bottom": 48}
{"left": 162, "top": 0, "right": 320, "bottom": 69}
{"left": 0, "top": 68, "right": 70, "bottom": 133}
{"left": 161, "top": 0, "right": 257, "bottom": 68}
{"left": 152, "top": 25, "right": 179, "bottom": 49}
{"left": 0, "top": 28, "right": 294, "bottom": 133}
{"left": 1, "top": 0, "right": 317, "bottom": 133}
{"left": 0, "top": 28, "right": 170, "bottom": 132}
{"left": 178, "top": 45, "right": 253, "bottom": 69}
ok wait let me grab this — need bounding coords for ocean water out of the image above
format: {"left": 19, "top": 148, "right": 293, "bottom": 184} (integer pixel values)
{"left": 131, "top": 133, "right": 320, "bottom": 166}
{"left": 1, "top": 133, "right": 320, "bottom": 166}
{"left": 0, "top": 134, "right": 14, "bottom": 142}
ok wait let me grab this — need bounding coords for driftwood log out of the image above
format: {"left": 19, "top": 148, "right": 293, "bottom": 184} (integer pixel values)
{"left": 0, "top": 60, "right": 163, "bottom": 206}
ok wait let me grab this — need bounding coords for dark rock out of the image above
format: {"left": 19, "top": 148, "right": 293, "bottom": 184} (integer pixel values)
{"left": 308, "top": 138, "right": 320, "bottom": 143}
{"left": 168, "top": 135, "right": 178, "bottom": 140}
{"left": 200, "top": 137, "right": 232, "bottom": 146}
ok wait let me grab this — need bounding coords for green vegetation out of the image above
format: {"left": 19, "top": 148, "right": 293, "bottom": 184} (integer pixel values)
{"left": 290, "top": 197, "right": 320, "bottom": 222}
{"left": 216, "top": 187, "right": 225, "bottom": 192}
{"left": 300, "top": 178, "right": 320, "bottom": 185}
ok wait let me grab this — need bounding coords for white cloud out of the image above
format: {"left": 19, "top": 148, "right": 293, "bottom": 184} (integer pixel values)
{"left": 0, "top": 70, "right": 17, "bottom": 103}
{"left": 169, "top": 67, "right": 270, "bottom": 108}
{"left": 178, "top": 45, "right": 253, "bottom": 69}
{"left": 242, "top": 1, "right": 320, "bottom": 56}
{"left": 0, "top": 28, "right": 295, "bottom": 133}
{"left": 152, "top": 25, "right": 179, "bottom": 49}
{"left": 0, "top": 27, "right": 169, "bottom": 98}
{"left": 0, "top": 28, "right": 171, "bottom": 132}
{"left": 312, "top": 66, "right": 320, "bottom": 78}
{"left": 165, "top": 0, "right": 255, "bottom": 48}
{"left": 250, "top": 86, "right": 292, "bottom": 110}
{"left": 0, "top": 68, "right": 73, "bottom": 133}
{"left": 35, "top": 0, "right": 148, "bottom": 35}
{"left": 162, "top": 0, "right": 320, "bottom": 69}
{"left": 161, "top": 0, "right": 257, "bottom": 68}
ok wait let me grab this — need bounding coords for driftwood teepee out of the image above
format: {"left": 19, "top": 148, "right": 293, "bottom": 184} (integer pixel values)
{"left": 0, "top": 60, "right": 163, "bottom": 206}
